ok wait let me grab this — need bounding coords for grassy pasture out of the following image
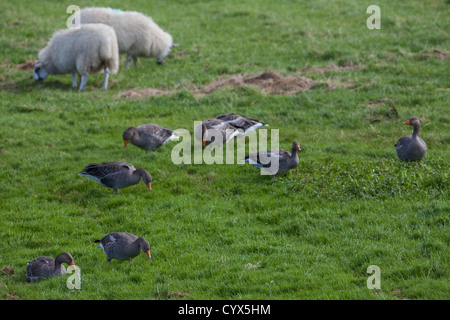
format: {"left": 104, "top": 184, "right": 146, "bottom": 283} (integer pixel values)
{"left": 0, "top": 0, "right": 448, "bottom": 300}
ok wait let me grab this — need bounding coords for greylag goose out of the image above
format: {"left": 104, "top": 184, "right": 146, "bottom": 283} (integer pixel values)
{"left": 194, "top": 118, "right": 241, "bottom": 147}
{"left": 26, "top": 252, "right": 75, "bottom": 282}
{"left": 122, "top": 124, "right": 179, "bottom": 154}
{"left": 215, "top": 113, "right": 268, "bottom": 137}
{"left": 79, "top": 161, "right": 152, "bottom": 193}
{"left": 395, "top": 117, "right": 427, "bottom": 161}
{"left": 95, "top": 232, "right": 151, "bottom": 265}
{"left": 243, "top": 141, "right": 301, "bottom": 178}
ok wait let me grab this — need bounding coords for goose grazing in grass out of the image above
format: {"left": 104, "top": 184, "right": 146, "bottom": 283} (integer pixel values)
{"left": 95, "top": 232, "right": 151, "bottom": 265}
{"left": 79, "top": 161, "right": 152, "bottom": 194}
{"left": 215, "top": 113, "right": 268, "bottom": 137}
{"left": 395, "top": 117, "right": 427, "bottom": 161}
{"left": 122, "top": 124, "right": 179, "bottom": 154}
{"left": 26, "top": 252, "right": 75, "bottom": 282}
{"left": 243, "top": 141, "right": 301, "bottom": 178}
{"left": 194, "top": 118, "right": 241, "bottom": 148}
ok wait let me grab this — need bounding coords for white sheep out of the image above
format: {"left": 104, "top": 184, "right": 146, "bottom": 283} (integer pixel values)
{"left": 77, "top": 7, "right": 177, "bottom": 68}
{"left": 34, "top": 23, "right": 119, "bottom": 91}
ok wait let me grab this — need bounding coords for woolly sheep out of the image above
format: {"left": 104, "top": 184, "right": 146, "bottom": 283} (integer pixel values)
{"left": 77, "top": 7, "right": 177, "bottom": 68}
{"left": 34, "top": 23, "right": 119, "bottom": 91}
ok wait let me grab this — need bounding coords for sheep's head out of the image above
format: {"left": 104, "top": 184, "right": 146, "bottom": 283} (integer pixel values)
{"left": 33, "top": 61, "right": 48, "bottom": 82}
{"left": 156, "top": 47, "right": 171, "bottom": 65}
{"left": 156, "top": 35, "right": 179, "bottom": 65}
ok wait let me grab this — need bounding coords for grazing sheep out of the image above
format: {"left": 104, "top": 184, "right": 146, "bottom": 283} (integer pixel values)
{"left": 77, "top": 7, "right": 177, "bottom": 68}
{"left": 34, "top": 23, "right": 119, "bottom": 91}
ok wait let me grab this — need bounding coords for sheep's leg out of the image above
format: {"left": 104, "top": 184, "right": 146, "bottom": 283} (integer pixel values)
{"left": 102, "top": 67, "right": 110, "bottom": 90}
{"left": 71, "top": 72, "right": 77, "bottom": 88}
{"left": 79, "top": 74, "right": 89, "bottom": 91}
{"left": 126, "top": 55, "right": 138, "bottom": 69}
{"left": 126, "top": 55, "right": 132, "bottom": 69}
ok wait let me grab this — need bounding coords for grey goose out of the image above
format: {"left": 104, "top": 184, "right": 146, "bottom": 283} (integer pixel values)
{"left": 194, "top": 118, "right": 241, "bottom": 148}
{"left": 243, "top": 141, "right": 301, "bottom": 178}
{"left": 26, "top": 252, "right": 75, "bottom": 282}
{"left": 79, "top": 161, "right": 152, "bottom": 193}
{"left": 215, "top": 113, "right": 268, "bottom": 137}
{"left": 395, "top": 117, "right": 427, "bottom": 161}
{"left": 95, "top": 232, "right": 151, "bottom": 265}
{"left": 122, "top": 124, "right": 179, "bottom": 154}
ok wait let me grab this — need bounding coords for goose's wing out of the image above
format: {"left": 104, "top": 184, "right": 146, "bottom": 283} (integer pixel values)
{"left": 83, "top": 162, "right": 135, "bottom": 177}
{"left": 26, "top": 256, "right": 54, "bottom": 281}
{"left": 79, "top": 162, "right": 135, "bottom": 186}
{"left": 143, "top": 125, "right": 178, "bottom": 145}
{"left": 217, "top": 113, "right": 266, "bottom": 132}
{"left": 395, "top": 136, "right": 412, "bottom": 148}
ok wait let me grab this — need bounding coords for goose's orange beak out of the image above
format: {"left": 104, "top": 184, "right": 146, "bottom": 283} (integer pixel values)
{"left": 145, "top": 250, "right": 151, "bottom": 258}
{"left": 147, "top": 183, "right": 152, "bottom": 190}
{"left": 69, "top": 262, "right": 76, "bottom": 270}
{"left": 124, "top": 140, "right": 129, "bottom": 147}
{"left": 403, "top": 120, "right": 411, "bottom": 125}
{"left": 297, "top": 145, "right": 301, "bottom": 150}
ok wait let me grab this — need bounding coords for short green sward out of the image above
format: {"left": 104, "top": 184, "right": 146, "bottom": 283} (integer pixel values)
{"left": 0, "top": 0, "right": 448, "bottom": 299}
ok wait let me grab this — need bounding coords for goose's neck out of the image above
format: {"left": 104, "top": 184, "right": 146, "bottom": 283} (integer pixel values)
{"left": 132, "top": 170, "right": 145, "bottom": 182}
{"left": 133, "top": 238, "right": 143, "bottom": 249}
{"left": 53, "top": 260, "right": 62, "bottom": 271}
{"left": 131, "top": 131, "right": 141, "bottom": 144}
{"left": 412, "top": 124, "right": 420, "bottom": 139}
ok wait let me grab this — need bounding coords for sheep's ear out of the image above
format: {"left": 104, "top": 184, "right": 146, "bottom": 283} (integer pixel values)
{"left": 171, "top": 43, "right": 179, "bottom": 48}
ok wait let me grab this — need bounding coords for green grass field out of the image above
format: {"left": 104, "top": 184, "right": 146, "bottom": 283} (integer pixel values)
{"left": 0, "top": 0, "right": 448, "bottom": 300}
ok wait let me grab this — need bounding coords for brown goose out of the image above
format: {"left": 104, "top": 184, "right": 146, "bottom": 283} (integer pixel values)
{"left": 79, "top": 161, "right": 152, "bottom": 193}
{"left": 243, "top": 141, "right": 301, "bottom": 178}
{"left": 194, "top": 118, "right": 241, "bottom": 147}
{"left": 95, "top": 232, "right": 151, "bottom": 265}
{"left": 395, "top": 117, "right": 427, "bottom": 161}
{"left": 215, "top": 113, "right": 268, "bottom": 137}
{"left": 26, "top": 252, "right": 75, "bottom": 282}
{"left": 122, "top": 124, "right": 179, "bottom": 153}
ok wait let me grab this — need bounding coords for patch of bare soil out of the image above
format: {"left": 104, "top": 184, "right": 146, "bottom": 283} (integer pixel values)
{"left": 193, "top": 71, "right": 316, "bottom": 97}
{"left": 431, "top": 49, "right": 449, "bottom": 60}
{"left": 365, "top": 98, "right": 399, "bottom": 123}
{"left": 0, "top": 267, "right": 14, "bottom": 275}
{"left": 16, "top": 60, "right": 36, "bottom": 71}
{"left": 167, "top": 290, "right": 189, "bottom": 299}
{"left": 303, "top": 62, "right": 364, "bottom": 74}
{"left": 117, "top": 71, "right": 367, "bottom": 99}
{"left": 117, "top": 88, "right": 176, "bottom": 99}
{"left": 420, "top": 49, "right": 449, "bottom": 60}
